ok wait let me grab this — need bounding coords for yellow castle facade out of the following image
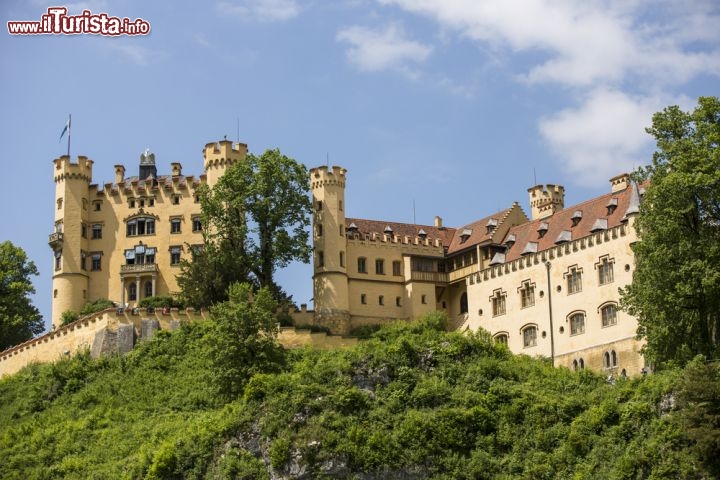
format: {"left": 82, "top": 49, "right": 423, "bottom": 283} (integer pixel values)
{"left": 49, "top": 139, "right": 247, "bottom": 328}
{"left": 310, "top": 166, "right": 645, "bottom": 376}
{"left": 48, "top": 138, "right": 645, "bottom": 376}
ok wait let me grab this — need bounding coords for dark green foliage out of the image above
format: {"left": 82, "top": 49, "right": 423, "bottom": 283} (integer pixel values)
{"left": 0, "top": 241, "right": 43, "bottom": 350}
{"left": 622, "top": 96, "right": 720, "bottom": 367}
{"left": 0, "top": 313, "right": 714, "bottom": 479}
{"left": 138, "top": 295, "right": 185, "bottom": 309}
{"left": 207, "top": 283, "right": 285, "bottom": 400}
{"left": 79, "top": 298, "right": 114, "bottom": 316}
{"left": 177, "top": 149, "right": 311, "bottom": 307}
{"left": 60, "top": 309, "right": 79, "bottom": 326}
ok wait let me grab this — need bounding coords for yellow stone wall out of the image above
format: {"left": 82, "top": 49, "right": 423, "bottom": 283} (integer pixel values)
{"left": 50, "top": 140, "right": 247, "bottom": 328}
{"left": 464, "top": 220, "right": 644, "bottom": 375}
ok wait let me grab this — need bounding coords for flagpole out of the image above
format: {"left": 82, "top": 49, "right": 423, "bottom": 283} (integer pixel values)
{"left": 67, "top": 114, "right": 71, "bottom": 157}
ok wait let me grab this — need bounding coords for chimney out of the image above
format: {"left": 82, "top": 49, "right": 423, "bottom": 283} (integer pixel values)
{"left": 114, "top": 165, "right": 125, "bottom": 184}
{"left": 434, "top": 216, "right": 443, "bottom": 228}
{"left": 171, "top": 162, "right": 182, "bottom": 176}
{"left": 528, "top": 184, "right": 565, "bottom": 220}
{"left": 610, "top": 173, "right": 630, "bottom": 193}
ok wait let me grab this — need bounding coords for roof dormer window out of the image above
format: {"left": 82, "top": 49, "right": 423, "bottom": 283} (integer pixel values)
{"left": 486, "top": 218, "right": 498, "bottom": 234}
{"left": 537, "top": 222, "right": 548, "bottom": 238}
{"left": 555, "top": 230, "right": 572, "bottom": 244}
{"left": 418, "top": 228, "right": 427, "bottom": 239}
{"left": 384, "top": 225, "right": 393, "bottom": 234}
{"left": 459, "top": 228, "right": 472, "bottom": 244}
{"left": 571, "top": 210, "right": 582, "bottom": 227}
{"left": 503, "top": 233, "right": 516, "bottom": 249}
{"left": 606, "top": 197, "right": 618, "bottom": 215}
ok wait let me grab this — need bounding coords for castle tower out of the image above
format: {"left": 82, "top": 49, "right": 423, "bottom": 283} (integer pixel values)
{"left": 527, "top": 184, "right": 565, "bottom": 220}
{"left": 203, "top": 139, "right": 248, "bottom": 187}
{"left": 310, "top": 165, "right": 350, "bottom": 335}
{"left": 50, "top": 155, "right": 93, "bottom": 328}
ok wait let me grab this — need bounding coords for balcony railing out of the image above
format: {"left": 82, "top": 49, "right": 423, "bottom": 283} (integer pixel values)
{"left": 48, "top": 232, "right": 63, "bottom": 248}
{"left": 120, "top": 263, "right": 158, "bottom": 275}
{"left": 448, "top": 264, "right": 480, "bottom": 283}
{"left": 410, "top": 271, "right": 448, "bottom": 284}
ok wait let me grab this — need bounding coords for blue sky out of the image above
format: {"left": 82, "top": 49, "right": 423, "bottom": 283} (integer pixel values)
{"left": 1, "top": 0, "right": 718, "bottom": 330}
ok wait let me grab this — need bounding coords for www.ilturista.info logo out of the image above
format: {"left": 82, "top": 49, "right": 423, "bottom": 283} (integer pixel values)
{"left": 8, "top": 7, "right": 150, "bottom": 35}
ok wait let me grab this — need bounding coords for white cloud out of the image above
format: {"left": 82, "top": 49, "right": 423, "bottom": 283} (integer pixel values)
{"left": 337, "top": 23, "right": 432, "bottom": 73}
{"left": 538, "top": 89, "right": 693, "bottom": 186}
{"left": 378, "top": 0, "right": 720, "bottom": 87}
{"left": 216, "top": 0, "right": 301, "bottom": 22}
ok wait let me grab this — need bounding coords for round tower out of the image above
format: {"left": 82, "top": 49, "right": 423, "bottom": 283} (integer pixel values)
{"left": 50, "top": 155, "right": 92, "bottom": 328}
{"left": 310, "top": 165, "right": 350, "bottom": 335}
{"left": 203, "top": 139, "right": 247, "bottom": 187}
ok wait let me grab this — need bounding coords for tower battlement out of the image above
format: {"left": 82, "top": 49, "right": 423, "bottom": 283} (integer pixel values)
{"left": 203, "top": 140, "right": 247, "bottom": 186}
{"left": 527, "top": 184, "right": 565, "bottom": 220}
{"left": 310, "top": 165, "right": 346, "bottom": 189}
{"left": 53, "top": 155, "right": 93, "bottom": 183}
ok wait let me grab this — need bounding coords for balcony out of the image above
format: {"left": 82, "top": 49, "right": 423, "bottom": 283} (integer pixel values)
{"left": 48, "top": 232, "right": 63, "bottom": 249}
{"left": 410, "top": 271, "right": 448, "bottom": 284}
{"left": 120, "top": 263, "right": 158, "bottom": 275}
{"left": 448, "top": 264, "right": 480, "bottom": 283}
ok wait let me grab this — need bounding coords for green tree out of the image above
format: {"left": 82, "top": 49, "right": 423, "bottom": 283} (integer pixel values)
{"left": 178, "top": 149, "right": 311, "bottom": 307}
{"left": 621, "top": 96, "right": 720, "bottom": 367}
{"left": 0, "top": 241, "right": 44, "bottom": 350}
{"left": 207, "top": 282, "right": 284, "bottom": 399}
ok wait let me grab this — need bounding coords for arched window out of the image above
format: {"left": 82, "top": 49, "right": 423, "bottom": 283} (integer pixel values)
{"left": 460, "top": 292, "right": 468, "bottom": 314}
{"left": 601, "top": 304, "right": 617, "bottom": 327}
{"left": 604, "top": 351, "right": 611, "bottom": 368}
{"left": 129, "top": 282, "right": 137, "bottom": 301}
{"left": 579, "top": 358, "right": 585, "bottom": 369}
{"left": 522, "top": 325, "right": 537, "bottom": 348}
{"left": 570, "top": 312, "right": 585, "bottom": 335}
{"left": 611, "top": 350, "right": 617, "bottom": 367}
{"left": 494, "top": 333, "right": 508, "bottom": 345}
{"left": 144, "top": 281, "right": 153, "bottom": 298}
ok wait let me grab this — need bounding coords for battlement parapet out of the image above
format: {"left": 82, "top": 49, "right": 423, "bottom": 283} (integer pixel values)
{"left": 347, "top": 232, "right": 445, "bottom": 256}
{"left": 53, "top": 155, "right": 93, "bottom": 183}
{"left": 309, "top": 165, "right": 347, "bottom": 189}
{"left": 203, "top": 140, "right": 247, "bottom": 169}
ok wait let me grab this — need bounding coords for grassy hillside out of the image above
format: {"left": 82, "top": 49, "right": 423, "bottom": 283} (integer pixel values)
{"left": 0, "top": 313, "right": 717, "bottom": 479}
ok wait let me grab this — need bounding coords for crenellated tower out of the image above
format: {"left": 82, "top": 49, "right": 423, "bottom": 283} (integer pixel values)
{"left": 203, "top": 139, "right": 247, "bottom": 187}
{"left": 527, "top": 184, "right": 565, "bottom": 220}
{"left": 50, "top": 155, "right": 93, "bottom": 328}
{"left": 310, "top": 165, "right": 350, "bottom": 334}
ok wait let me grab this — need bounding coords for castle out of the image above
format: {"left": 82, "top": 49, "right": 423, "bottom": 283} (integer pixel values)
{"left": 309, "top": 166, "right": 645, "bottom": 375}
{"left": 46, "top": 139, "right": 645, "bottom": 377}
{"left": 49, "top": 139, "right": 246, "bottom": 328}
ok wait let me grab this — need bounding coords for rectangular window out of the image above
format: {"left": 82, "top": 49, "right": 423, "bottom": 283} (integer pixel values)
{"left": 80, "top": 251, "right": 87, "bottom": 270}
{"left": 396, "top": 296, "right": 401, "bottom": 307}
{"left": 375, "top": 259, "right": 384, "bottom": 275}
{"left": 91, "top": 253, "right": 102, "bottom": 271}
{"left": 81, "top": 223, "right": 87, "bottom": 238}
{"left": 421, "top": 294, "right": 427, "bottom": 304}
{"left": 170, "top": 246, "right": 181, "bottom": 266}
{"left": 173, "top": 195, "right": 180, "bottom": 205}
{"left": 358, "top": 257, "right": 366, "bottom": 273}
{"left": 317, "top": 223, "right": 323, "bottom": 237}
{"left": 570, "top": 314, "right": 586, "bottom": 335}
{"left": 567, "top": 267, "right": 582, "bottom": 294}
{"left": 392, "top": 260, "right": 402, "bottom": 276}
{"left": 492, "top": 290, "right": 506, "bottom": 316}
{"left": 520, "top": 281, "right": 535, "bottom": 308}
{"left": 54, "top": 251, "right": 61, "bottom": 271}
{"left": 598, "top": 257, "right": 614, "bottom": 285}
{"left": 149, "top": 198, "right": 154, "bottom": 207}
{"left": 171, "top": 218, "right": 182, "bottom": 234}
{"left": 129, "top": 199, "right": 135, "bottom": 208}
{"left": 339, "top": 251, "right": 345, "bottom": 267}
{"left": 192, "top": 217, "right": 202, "bottom": 232}
{"left": 127, "top": 220, "right": 137, "bottom": 236}
{"left": 361, "top": 294, "right": 366, "bottom": 304}
{"left": 317, "top": 251, "right": 324, "bottom": 267}
{"left": 523, "top": 327, "right": 537, "bottom": 347}
{"left": 379, "top": 295, "right": 384, "bottom": 306}
{"left": 91, "top": 224, "right": 102, "bottom": 239}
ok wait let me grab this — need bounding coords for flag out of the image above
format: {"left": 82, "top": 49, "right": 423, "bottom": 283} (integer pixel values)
{"left": 59, "top": 116, "right": 70, "bottom": 142}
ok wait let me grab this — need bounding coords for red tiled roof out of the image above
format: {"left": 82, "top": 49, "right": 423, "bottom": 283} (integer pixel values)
{"left": 345, "top": 218, "right": 456, "bottom": 247}
{"left": 445, "top": 208, "right": 514, "bottom": 254}
{"left": 502, "top": 184, "right": 636, "bottom": 262}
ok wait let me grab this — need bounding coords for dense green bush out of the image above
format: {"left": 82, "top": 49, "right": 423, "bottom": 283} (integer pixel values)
{"left": 79, "top": 298, "right": 115, "bottom": 316}
{"left": 59, "top": 309, "right": 79, "bottom": 326}
{"left": 0, "top": 312, "right": 716, "bottom": 479}
{"left": 138, "top": 295, "right": 185, "bottom": 309}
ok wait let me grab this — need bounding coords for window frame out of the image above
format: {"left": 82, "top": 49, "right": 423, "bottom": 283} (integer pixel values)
{"left": 569, "top": 312, "right": 586, "bottom": 336}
